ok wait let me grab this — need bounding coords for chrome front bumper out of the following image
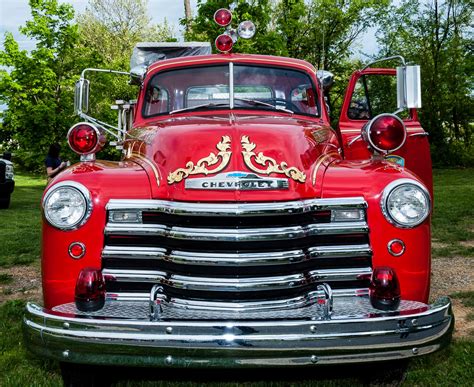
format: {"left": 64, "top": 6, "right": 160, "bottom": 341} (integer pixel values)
{"left": 23, "top": 296, "right": 454, "bottom": 367}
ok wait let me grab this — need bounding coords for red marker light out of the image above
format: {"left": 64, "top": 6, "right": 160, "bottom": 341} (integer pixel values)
{"left": 369, "top": 266, "right": 401, "bottom": 311}
{"left": 68, "top": 122, "right": 105, "bottom": 155}
{"left": 364, "top": 114, "right": 406, "bottom": 153}
{"left": 388, "top": 239, "right": 405, "bottom": 256}
{"left": 215, "top": 34, "right": 233, "bottom": 53}
{"left": 69, "top": 242, "right": 85, "bottom": 259}
{"left": 75, "top": 267, "right": 106, "bottom": 311}
{"left": 214, "top": 8, "right": 232, "bottom": 26}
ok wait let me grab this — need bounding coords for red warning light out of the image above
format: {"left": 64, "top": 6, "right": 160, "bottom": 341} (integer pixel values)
{"left": 214, "top": 8, "right": 232, "bottom": 27}
{"left": 215, "top": 34, "right": 233, "bottom": 53}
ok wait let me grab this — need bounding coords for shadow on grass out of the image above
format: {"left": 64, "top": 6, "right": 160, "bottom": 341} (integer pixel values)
{"left": 68, "top": 362, "right": 407, "bottom": 386}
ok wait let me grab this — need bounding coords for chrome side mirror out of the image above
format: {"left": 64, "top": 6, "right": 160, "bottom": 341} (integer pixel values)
{"left": 397, "top": 65, "right": 421, "bottom": 109}
{"left": 130, "top": 65, "right": 147, "bottom": 86}
{"left": 74, "top": 78, "right": 90, "bottom": 114}
{"left": 316, "top": 70, "right": 334, "bottom": 91}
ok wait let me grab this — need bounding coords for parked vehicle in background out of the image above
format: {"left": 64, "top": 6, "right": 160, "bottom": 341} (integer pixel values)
{"left": 0, "top": 151, "right": 14, "bottom": 209}
{"left": 24, "top": 8, "right": 453, "bottom": 386}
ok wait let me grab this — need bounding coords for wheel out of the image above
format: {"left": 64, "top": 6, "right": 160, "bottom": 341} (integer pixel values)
{"left": 60, "top": 363, "right": 111, "bottom": 387}
{"left": 359, "top": 360, "right": 408, "bottom": 386}
{"left": 0, "top": 196, "right": 10, "bottom": 209}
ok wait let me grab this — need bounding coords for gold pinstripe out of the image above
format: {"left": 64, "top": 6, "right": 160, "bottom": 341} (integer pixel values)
{"left": 312, "top": 152, "right": 340, "bottom": 185}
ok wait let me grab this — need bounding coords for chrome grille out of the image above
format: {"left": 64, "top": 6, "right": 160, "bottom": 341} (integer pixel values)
{"left": 103, "top": 198, "right": 372, "bottom": 303}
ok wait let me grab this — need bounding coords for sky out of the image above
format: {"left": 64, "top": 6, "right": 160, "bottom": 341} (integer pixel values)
{"left": 0, "top": 0, "right": 378, "bottom": 54}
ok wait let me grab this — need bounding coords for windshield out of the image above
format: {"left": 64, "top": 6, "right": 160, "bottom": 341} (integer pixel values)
{"left": 143, "top": 64, "right": 319, "bottom": 117}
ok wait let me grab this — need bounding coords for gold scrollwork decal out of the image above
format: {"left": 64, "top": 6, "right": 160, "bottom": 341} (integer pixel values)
{"left": 167, "top": 136, "right": 232, "bottom": 184}
{"left": 241, "top": 135, "right": 306, "bottom": 183}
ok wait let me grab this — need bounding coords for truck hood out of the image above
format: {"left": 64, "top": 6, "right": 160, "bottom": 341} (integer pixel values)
{"left": 126, "top": 113, "right": 339, "bottom": 202}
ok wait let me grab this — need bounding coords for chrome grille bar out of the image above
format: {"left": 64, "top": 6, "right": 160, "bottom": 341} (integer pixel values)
{"left": 103, "top": 267, "right": 372, "bottom": 292}
{"left": 106, "top": 197, "right": 367, "bottom": 217}
{"left": 106, "top": 288, "right": 370, "bottom": 310}
{"left": 104, "top": 222, "right": 368, "bottom": 241}
{"left": 103, "top": 197, "right": 371, "bottom": 302}
{"left": 102, "top": 244, "right": 372, "bottom": 266}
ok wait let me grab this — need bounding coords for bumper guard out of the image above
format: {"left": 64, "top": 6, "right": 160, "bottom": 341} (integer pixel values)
{"left": 23, "top": 295, "right": 454, "bottom": 367}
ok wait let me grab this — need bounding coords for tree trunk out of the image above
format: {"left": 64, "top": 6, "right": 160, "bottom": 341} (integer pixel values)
{"left": 184, "top": 0, "right": 192, "bottom": 32}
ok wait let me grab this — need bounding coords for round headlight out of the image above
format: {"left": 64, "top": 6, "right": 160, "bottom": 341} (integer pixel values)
{"left": 43, "top": 181, "right": 92, "bottom": 230}
{"left": 381, "top": 179, "right": 430, "bottom": 228}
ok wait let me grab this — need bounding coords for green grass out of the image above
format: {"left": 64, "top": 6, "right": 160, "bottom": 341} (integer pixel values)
{"left": 0, "top": 170, "right": 472, "bottom": 386}
{"left": 452, "top": 291, "right": 474, "bottom": 308}
{"left": 0, "top": 300, "right": 62, "bottom": 386}
{"left": 405, "top": 340, "right": 474, "bottom": 385}
{"left": 432, "top": 168, "right": 474, "bottom": 258}
{"left": 451, "top": 292, "right": 474, "bottom": 322}
{"left": 0, "top": 273, "right": 14, "bottom": 284}
{"left": 0, "top": 174, "right": 44, "bottom": 267}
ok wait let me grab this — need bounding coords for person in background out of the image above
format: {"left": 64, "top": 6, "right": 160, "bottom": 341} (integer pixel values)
{"left": 45, "top": 143, "right": 68, "bottom": 181}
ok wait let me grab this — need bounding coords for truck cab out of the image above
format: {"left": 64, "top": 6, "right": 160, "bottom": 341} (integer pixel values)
{"left": 24, "top": 10, "right": 453, "bottom": 384}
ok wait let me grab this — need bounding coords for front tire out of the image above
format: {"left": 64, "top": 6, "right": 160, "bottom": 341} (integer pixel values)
{"left": 0, "top": 195, "right": 10, "bottom": 209}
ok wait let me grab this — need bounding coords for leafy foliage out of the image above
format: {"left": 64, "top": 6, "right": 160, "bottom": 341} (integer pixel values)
{"left": 78, "top": 0, "right": 175, "bottom": 68}
{"left": 0, "top": 0, "right": 175, "bottom": 170}
{"left": 376, "top": 0, "right": 473, "bottom": 166}
{"left": 0, "top": 0, "right": 87, "bottom": 171}
{"left": 185, "top": 0, "right": 285, "bottom": 55}
{"left": 75, "top": 0, "right": 176, "bottom": 161}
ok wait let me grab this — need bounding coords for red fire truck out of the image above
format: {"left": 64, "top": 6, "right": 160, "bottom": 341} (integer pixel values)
{"left": 24, "top": 8, "right": 453, "bottom": 385}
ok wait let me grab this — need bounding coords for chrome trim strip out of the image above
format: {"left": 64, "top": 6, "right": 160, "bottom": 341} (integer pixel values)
{"left": 307, "top": 244, "right": 372, "bottom": 258}
{"left": 103, "top": 267, "right": 372, "bottom": 291}
{"left": 102, "top": 244, "right": 372, "bottom": 266}
{"left": 102, "top": 246, "right": 167, "bottom": 260}
{"left": 104, "top": 221, "right": 368, "bottom": 241}
{"left": 106, "top": 288, "right": 370, "bottom": 304}
{"left": 106, "top": 197, "right": 367, "bottom": 217}
{"left": 23, "top": 297, "right": 454, "bottom": 367}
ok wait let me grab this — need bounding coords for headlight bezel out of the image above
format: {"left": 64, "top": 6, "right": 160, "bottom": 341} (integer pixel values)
{"left": 380, "top": 178, "right": 431, "bottom": 228}
{"left": 42, "top": 181, "right": 93, "bottom": 230}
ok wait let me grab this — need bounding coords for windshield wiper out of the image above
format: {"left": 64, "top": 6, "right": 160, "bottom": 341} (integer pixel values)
{"left": 169, "top": 102, "right": 229, "bottom": 115}
{"left": 234, "top": 97, "right": 294, "bottom": 114}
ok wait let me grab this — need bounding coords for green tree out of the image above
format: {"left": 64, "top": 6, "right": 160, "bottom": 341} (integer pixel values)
{"left": 78, "top": 0, "right": 175, "bottom": 68}
{"left": 276, "top": 0, "right": 390, "bottom": 120}
{"left": 76, "top": 0, "right": 176, "bottom": 137}
{"left": 185, "top": 0, "right": 287, "bottom": 55}
{"left": 0, "top": 0, "right": 89, "bottom": 171}
{"left": 376, "top": 0, "right": 473, "bottom": 166}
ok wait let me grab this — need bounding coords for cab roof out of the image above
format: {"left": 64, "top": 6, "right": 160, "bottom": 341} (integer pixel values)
{"left": 147, "top": 53, "right": 317, "bottom": 75}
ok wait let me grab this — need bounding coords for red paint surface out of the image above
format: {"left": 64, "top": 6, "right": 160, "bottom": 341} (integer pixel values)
{"left": 42, "top": 54, "right": 433, "bottom": 308}
{"left": 338, "top": 68, "right": 433, "bottom": 198}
